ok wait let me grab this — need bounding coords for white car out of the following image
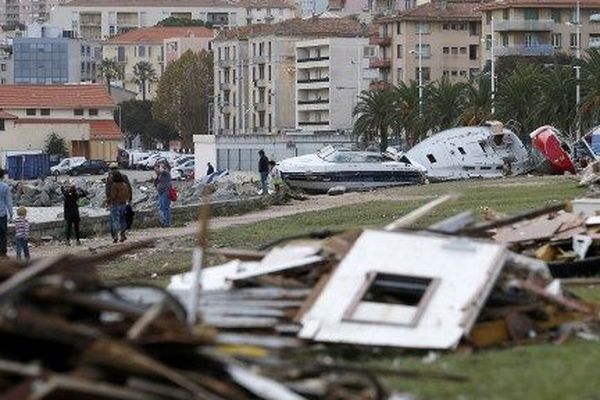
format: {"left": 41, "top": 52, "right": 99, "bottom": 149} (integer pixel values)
{"left": 50, "top": 157, "right": 86, "bottom": 176}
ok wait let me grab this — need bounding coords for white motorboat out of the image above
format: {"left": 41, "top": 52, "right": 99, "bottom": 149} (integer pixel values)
{"left": 277, "top": 146, "right": 426, "bottom": 192}
{"left": 405, "top": 122, "right": 531, "bottom": 181}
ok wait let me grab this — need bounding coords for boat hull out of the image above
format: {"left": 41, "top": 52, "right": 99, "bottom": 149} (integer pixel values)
{"left": 281, "top": 170, "right": 425, "bottom": 192}
{"left": 530, "top": 126, "right": 575, "bottom": 174}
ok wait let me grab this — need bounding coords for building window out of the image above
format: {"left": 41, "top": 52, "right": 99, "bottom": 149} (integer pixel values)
{"left": 502, "top": 34, "right": 509, "bottom": 47}
{"left": 443, "top": 46, "right": 449, "bottom": 54}
{"left": 570, "top": 33, "right": 581, "bottom": 48}
{"left": 486, "top": 11, "right": 492, "bottom": 24}
{"left": 396, "top": 22, "right": 401, "bottom": 35}
{"left": 74, "top": 109, "right": 84, "bottom": 116}
{"left": 459, "top": 47, "right": 467, "bottom": 54}
{"left": 552, "top": 33, "right": 562, "bottom": 48}
{"left": 40, "top": 109, "right": 50, "bottom": 116}
{"left": 26, "top": 109, "right": 36, "bottom": 116}
{"left": 0, "top": 119, "right": 4, "bottom": 131}
{"left": 524, "top": 33, "right": 540, "bottom": 47}
{"left": 523, "top": 8, "right": 539, "bottom": 20}
{"left": 458, "top": 146, "right": 466, "bottom": 155}
{"left": 0, "top": 64, "right": 5, "bottom": 72}
{"left": 396, "top": 44, "right": 403, "bottom": 58}
{"left": 451, "top": 47, "right": 458, "bottom": 55}
{"left": 89, "top": 108, "right": 98, "bottom": 116}
{"left": 415, "top": 44, "right": 431, "bottom": 58}
{"left": 442, "top": 23, "right": 449, "bottom": 30}
{"left": 416, "top": 67, "right": 431, "bottom": 82}
{"left": 485, "top": 34, "right": 492, "bottom": 50}
{"left": 426, "top": 154, "right": 436, "bottom": 163}
{"left": 396, "top": 67, "right": 403, "bottom": 84}
{"left": 138, "top": 45, "right": 146, "bottom": 57}
{"left": 416, "top": 22, "right": 429, "bottom": 34}
{"left": 551, "top": 9, "right": 561, "bottom": 23}
{"left": 503, "top": 9, "right": 509, "bottom": 20}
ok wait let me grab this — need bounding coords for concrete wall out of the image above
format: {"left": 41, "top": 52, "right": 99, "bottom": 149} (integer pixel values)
{"left": 194, "top": 132, "right": 354, "bottom": 175}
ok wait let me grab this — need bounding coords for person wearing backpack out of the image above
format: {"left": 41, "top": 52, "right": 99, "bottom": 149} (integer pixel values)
{"left": 108, "top": 171, "right": 131, "bottom": 243}
{"left": 154, "top": 160, "right": 173, "bottom": 227}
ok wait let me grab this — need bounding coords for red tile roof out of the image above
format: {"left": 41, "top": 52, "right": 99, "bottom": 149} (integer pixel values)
{"left": 0, "top": 85, "right": 115, "bottom": 109}
{"left": 378, "top": 1, "right": 485, "bottom": 22}
{"left": 90, "top": 120, "right": 122, "bottom": 140}
{"left": 106, "top": 27, "right": 215, "bottom": 45}
{"left": 0, "top": 110, "right": 17, "bottom": 119}
{"left": 481, "top": 0, "right": 600, "bottom": 10}
{"left": 215, "top": 17, "right": 369, "bottom": 40}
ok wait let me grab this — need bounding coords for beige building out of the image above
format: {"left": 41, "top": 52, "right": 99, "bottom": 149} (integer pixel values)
{"left": 0, "top": 0, "right": 68, "bottom": 27}
{"left": 212, "top": 17, "right": 370, "bottom": 135}
{"left": 374, "top": 0, "right": 482, "bottom": 86}
{"left": 48, "top": 0, "right": 298, "bottom": 41}
{"left": 103, "top": 26, "right": 214, "bottom": 100}
{"left": 480, "top": 0, "right": 600, "bottom": 62}
{"left": 0, "top": 84, "right": 122, "bottom": 163}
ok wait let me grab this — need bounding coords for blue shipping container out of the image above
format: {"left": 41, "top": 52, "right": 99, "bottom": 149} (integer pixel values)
{"left": 7, "top": 154, "right": 51, "bottom": 180}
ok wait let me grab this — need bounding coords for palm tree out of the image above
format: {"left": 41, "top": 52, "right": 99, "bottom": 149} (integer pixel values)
{"left": 390, "top": 80, "right": 430, "bottom": 146}
{"left": 496, "top": 63, "right": 542, "bottom": 139}
{"left": 98, "top": 58, "right": 122, "bottom": 94}
{"left": 580, "top": 48, "right": 600, "bottom": 130}
{"left": 428, "top": 78, "right": 466, "bottom": 131}
{"left": 352, "top": 89, "right": 395, "bottom": 151}
{"left": 537, "top": 64, "right": 577, "bottom": 138}
{"left": 460, "top": 75, "right": 493, "bottom": 126}
{"left": 132, "top": 61, "right": 158, "bottom": 101}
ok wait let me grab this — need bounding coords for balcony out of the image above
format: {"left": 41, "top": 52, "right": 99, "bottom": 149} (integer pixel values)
{"left": 254, "top": 102, "right": 267, "bottom": 112}
{"left": 495, "top": 44, "right": 554, "bottom": 57}
{"left": 369, "top": 36, "right": 392, "bottom": 46}
{"left": 218, "top": 58, "right": 234, "bottom": 67}
{"left": 297, "top": 56, "right": 330, "bottom": 63}
{"left": 369, "top": 58, "right": 392, "bottom": 69}
{"left": 495, "top": 20, "right": 554, "bottom": 32}
{"left": 255, "top": 79, "right": 267, "bottom": 87}
{"left": 369, "top": 80, "right": 391, "bottom": 90}
{"left": 298, "top": 99, "right": 329, "bottom": 104}
{"left": 219, "top": 82, "right": 233, "bottom": 90}
{"left": 253, "top": 55, "right": 269, "bottom": 64}
{"left": 297, "top": 77, "right": 330, "bottom": 83}
{"left": 221, "top": 105, "right": 233, "bottom": 114}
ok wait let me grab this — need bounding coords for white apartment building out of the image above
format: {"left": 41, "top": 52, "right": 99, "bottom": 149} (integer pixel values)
{"left": 296, "top": 37, "right": 376, "bottom": 133}
{"left": 212, "top": 17, "right": 370, "bottom": 135}
{"left": 0, "top": 36, "right": 11, "bottom": 84}
{"left": 49, "top": 0, "right": 298, "bottom": 41}
{"left": 0, "top": 0, "right": 68, "bottom": 27}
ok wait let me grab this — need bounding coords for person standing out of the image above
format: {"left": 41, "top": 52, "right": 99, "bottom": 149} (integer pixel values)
{"left": 61, "top": 183, "right": 86, "bottom": 245}
{"left": 14, "top": 206, "right": 30, "bottom": 261}
{"left": 206, "top": 162, "right": 215, "bottom": 176}
{"left": 106, "top": 162, "right": 131, "bottom": 204}
{"left": 258, "top": 150, "right": 269, "bottom": 195}
{"left": 108, "top": 171, "right": 131, "bottom": 243}
{"left": 154, "top": 161, "right": 173, "bottom": 227}
{"left": 0, "top": 169, "right": 12, "bottom": 258}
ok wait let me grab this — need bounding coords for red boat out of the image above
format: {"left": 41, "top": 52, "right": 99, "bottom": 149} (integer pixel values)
{"left": 529, "top": 126, "right": 576, "bottom": 174}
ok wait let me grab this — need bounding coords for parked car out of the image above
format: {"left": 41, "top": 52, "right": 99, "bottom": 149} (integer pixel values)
{"left": 174, "top": 159, "right": 195, "bottom": 181}
{"left": 50, "top": 157, "right": 86, "bottom": 176}
{"left": 69, "top": 160, "right": 109, "bottom": 176}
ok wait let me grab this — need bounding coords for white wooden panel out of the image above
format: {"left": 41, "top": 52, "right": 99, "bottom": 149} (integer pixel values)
{"left": 352, "top": 302, "right": 417, "bottom": 325}
{"left": 299, "top": 230, "right": 506, "bottom": 349}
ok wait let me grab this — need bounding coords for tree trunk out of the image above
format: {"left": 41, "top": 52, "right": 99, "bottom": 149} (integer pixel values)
{"left": 106, "top": 77, "right": 111, "bottom": 94}
{"left": 142, "top": 80, "right": 147, "bottom": 101}
{"left": 379, "top": 125, "right": 388, "bottom": 152}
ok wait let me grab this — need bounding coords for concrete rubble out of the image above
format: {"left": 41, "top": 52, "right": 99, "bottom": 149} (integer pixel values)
{"left": 8, "top": 171, "right": 265, "bottom": 211}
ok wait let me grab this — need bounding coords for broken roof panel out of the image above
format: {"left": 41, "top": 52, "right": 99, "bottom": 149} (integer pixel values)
{"left": 299, "top": 230, "right": 507, "bottom": 349}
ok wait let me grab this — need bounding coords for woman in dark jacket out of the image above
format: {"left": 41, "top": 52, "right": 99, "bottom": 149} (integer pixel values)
{"left": 61, "top": 184, "right": 86, "bottom": 245}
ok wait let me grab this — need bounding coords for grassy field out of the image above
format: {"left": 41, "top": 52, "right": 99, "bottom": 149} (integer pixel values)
{"left": 99, "top": 176, "right": 600, "bottom": 399}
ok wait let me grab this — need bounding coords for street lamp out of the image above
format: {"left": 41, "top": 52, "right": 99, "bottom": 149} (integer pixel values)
{"left": 566, "top": 0, "right": 582, "bottom": 140}
{"left": 409, "top": 22, "right": 424, "bottom": 116}
{"left": 481, "top": 16, "right": 496, "bottom": 115}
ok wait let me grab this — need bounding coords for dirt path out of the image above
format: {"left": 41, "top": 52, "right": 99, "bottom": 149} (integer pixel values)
{"left": 28, "top": 189, "right": 428, "bottom": 258}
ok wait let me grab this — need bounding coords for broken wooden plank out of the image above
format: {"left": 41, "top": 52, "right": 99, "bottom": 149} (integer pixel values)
{"left": 385, "top": 194, "right": 457, "bottom": 231}
{"left": 428, "top": 211, "right": 475, "bottom": 233}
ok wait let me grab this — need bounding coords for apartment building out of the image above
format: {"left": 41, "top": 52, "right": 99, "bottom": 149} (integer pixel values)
{"left": 481, "top": 0, "right": 600, "bottom": 62}
{"left": 103, "top": 26, "right": 214, "bottom": 99}
{"left": 10, "top": 23, "right": 100, "bottom": 84}
{"left": 0, "top": 0, "right": 68, "bottom": 27}
{"left": 0, "top": 84, "right": 121, "bottom": 163}
{"left": 328, "top": 0, "right": 418, "bottom": 15}
{"left": 296, "top": 37, "right": 376, "bottom": 132}
{"left": 212, "top": 17, "right": 370, "bottom": 135}
{"left": 373, "top": 0, "right": 482, "bottom": 85}
{"left": 48, "top": 0, "right": 297, "bottom": 41}
{"left": 0, "top": 37, "right": 11, "bottom": 84}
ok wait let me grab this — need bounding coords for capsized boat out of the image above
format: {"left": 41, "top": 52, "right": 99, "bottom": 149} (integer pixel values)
{"left": 575, "top": 125, "right": 600, "bottom": 162}
{"left": 529, "top": 126, "right": 575, "bottom": 174}
{"left": 405, "top": 121, "right": 531, "bottom": 181}
{"left": 277, "top": 146, "right": 426, "bottom": 192}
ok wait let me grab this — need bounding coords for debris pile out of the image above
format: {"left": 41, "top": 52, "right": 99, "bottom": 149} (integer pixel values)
{"left": 10, "top": 172, "right": 266, "bottom": 210}
{"left": 170, "top": 197, "right": 600, "bottom": 351}
{"left": 0, "top": 241, "right": 397, "bottom": 399}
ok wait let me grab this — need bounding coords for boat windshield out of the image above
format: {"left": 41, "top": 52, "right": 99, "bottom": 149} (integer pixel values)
{"left": 317, "top": 145, "right": 337, "bottom": 160}
{"left": 322, "top": 151, "right": 394, "bottom": 163}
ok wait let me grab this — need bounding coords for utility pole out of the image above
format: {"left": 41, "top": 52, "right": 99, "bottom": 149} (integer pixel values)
{"left": 575, "top": 0, "right": 581, "bottom": 140}
{"left": 418, "top": 21, "right": 423, "bottom": 116}
{"left": 491, "top": 15, "right": 495, "bottom": 115}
